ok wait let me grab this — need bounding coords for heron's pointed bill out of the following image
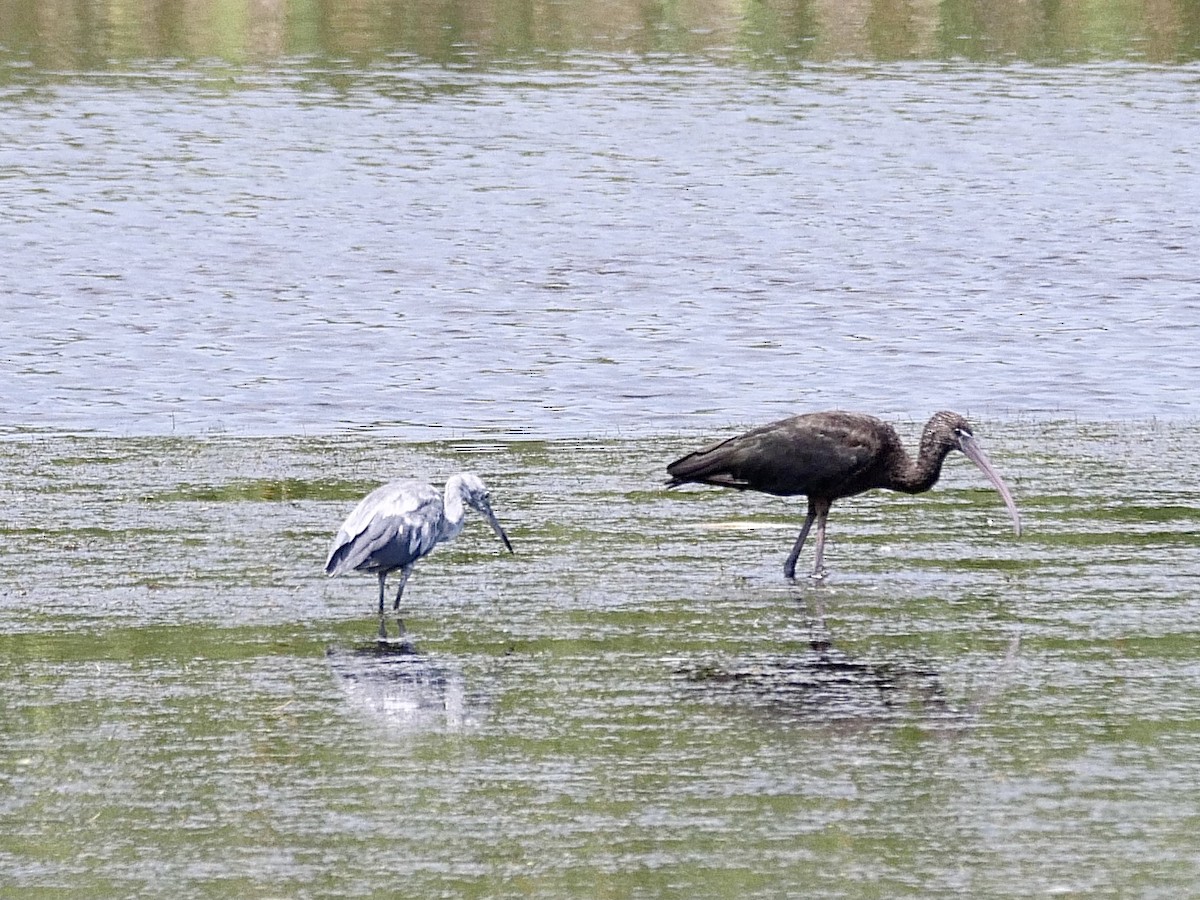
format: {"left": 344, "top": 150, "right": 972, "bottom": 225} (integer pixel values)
{"left": 958, "top": 435, "right": 1022, "bottom": 537}
{"left": 481, "top": 505, "right": 514, "bottom": 553}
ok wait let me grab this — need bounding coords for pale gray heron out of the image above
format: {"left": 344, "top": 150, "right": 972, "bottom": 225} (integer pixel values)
{"left": 325, "top": 473, "right": 513, "bottom": 639}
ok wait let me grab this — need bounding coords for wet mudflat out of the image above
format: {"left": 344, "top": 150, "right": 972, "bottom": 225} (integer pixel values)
{"left": 2, "top": 421, "right": 1199, "bottom": 897}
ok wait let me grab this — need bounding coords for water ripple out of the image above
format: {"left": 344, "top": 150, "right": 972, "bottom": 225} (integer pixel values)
{"left": 2, "top": 63, "right": 1198, "bottom": 437}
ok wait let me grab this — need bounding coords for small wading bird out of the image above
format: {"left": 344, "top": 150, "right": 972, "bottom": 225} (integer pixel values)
{"left": 325, "top": 473, "right": 513, "bottom": 640}
{"left": 666, "top": 410, "right": 1021, "bottom": 579}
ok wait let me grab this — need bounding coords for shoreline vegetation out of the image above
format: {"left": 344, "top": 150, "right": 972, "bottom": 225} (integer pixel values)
{"left": 2, "top": 0, "right": 1198, "bottom": 70}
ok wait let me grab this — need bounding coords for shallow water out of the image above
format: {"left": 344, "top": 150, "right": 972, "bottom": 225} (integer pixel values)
{"left": 2, "top": 423, "right": 1199, "bottom": 897}
{"left": 4, "top": 1, "right": 1200, "bottom": 895}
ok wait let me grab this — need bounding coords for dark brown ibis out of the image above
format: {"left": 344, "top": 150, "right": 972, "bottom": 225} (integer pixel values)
{"left": 666, "top": 410, "right": 1021, "bottom": 579}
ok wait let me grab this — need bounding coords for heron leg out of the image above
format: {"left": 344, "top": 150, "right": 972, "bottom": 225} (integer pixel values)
{"left": 391, "top": 565, "right": 414, "bottom": 636}
{"left": 784, "top": 503, "right": 818, "bottom": 580}
{"left": 377, "top": 571, "right": 390, "bottom": 640}
{"left": 810, "top": 499, "right": 831, "bottom": 579}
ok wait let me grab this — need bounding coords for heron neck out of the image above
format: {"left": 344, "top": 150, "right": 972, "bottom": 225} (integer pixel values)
{"left": 441, "top": 485, "right": 468, "bottom": 540}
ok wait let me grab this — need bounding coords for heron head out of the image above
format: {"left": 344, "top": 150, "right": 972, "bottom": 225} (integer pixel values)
{"left": 449, "top": 473, "right": 514, "bottom": 553}
{"left": 926, "top": 411, "right": 1022, "bottom": 538}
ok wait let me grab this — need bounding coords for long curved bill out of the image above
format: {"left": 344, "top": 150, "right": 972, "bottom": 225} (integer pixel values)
{"left": 481, "top": 505, "right": 514, "bottom": 553}
{"left": 958, "top": 435, "right": 1022, "bottom": 537}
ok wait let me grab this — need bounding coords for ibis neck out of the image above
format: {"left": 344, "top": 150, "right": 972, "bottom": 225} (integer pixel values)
{"left": 889, "top": 437, "right": 954, "bottom": 495}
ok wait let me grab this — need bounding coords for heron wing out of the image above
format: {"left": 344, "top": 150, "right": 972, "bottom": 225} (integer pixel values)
{"left": 324, "top": 481, "right": 445, "bottom": 575}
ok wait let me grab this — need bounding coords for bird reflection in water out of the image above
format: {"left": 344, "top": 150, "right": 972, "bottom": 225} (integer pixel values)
{"left": 680, "top": 618, "right": 1021, "bottom": 729}
{"left": 327, "top": 643, "right": 482, "bottom": 731}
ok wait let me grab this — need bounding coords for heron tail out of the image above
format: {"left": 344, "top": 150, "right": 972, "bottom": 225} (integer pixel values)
{"left": 324, "top": 536, "right": 359, "bottom": 576}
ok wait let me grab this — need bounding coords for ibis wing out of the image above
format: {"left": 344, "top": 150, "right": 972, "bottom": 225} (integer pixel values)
{"left": 667, "top": 413, "right": 886, "bottom": 498}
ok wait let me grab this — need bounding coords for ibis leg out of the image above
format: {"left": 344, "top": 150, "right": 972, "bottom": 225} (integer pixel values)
{"left": 784, "top": 505, "right": 818, "bottom": 580}
{"left": 810, "top": 499, "right": 831, "bottom": 578}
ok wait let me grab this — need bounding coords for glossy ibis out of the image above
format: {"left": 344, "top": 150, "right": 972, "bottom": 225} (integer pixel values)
{"left": 666, "top": 410, "right": 1021, "bottom": 579}
{"left": 325, "top": 474, "right": 513, "bottom": 639}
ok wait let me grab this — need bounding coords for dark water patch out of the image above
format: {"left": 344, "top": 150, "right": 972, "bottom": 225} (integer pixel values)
{"left": 144, "top": 477, "right": 352, "bottom": 503}
{"left": 0, "top": 623, "right": 329, "bottom": 665}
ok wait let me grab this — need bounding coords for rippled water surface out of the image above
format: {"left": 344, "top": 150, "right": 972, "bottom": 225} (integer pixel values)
{"left": 2, "top": 424, "right": 1199, "bottom": 897}
{"left": 3, "top": 60, "right": 1199, "bottom": 436}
